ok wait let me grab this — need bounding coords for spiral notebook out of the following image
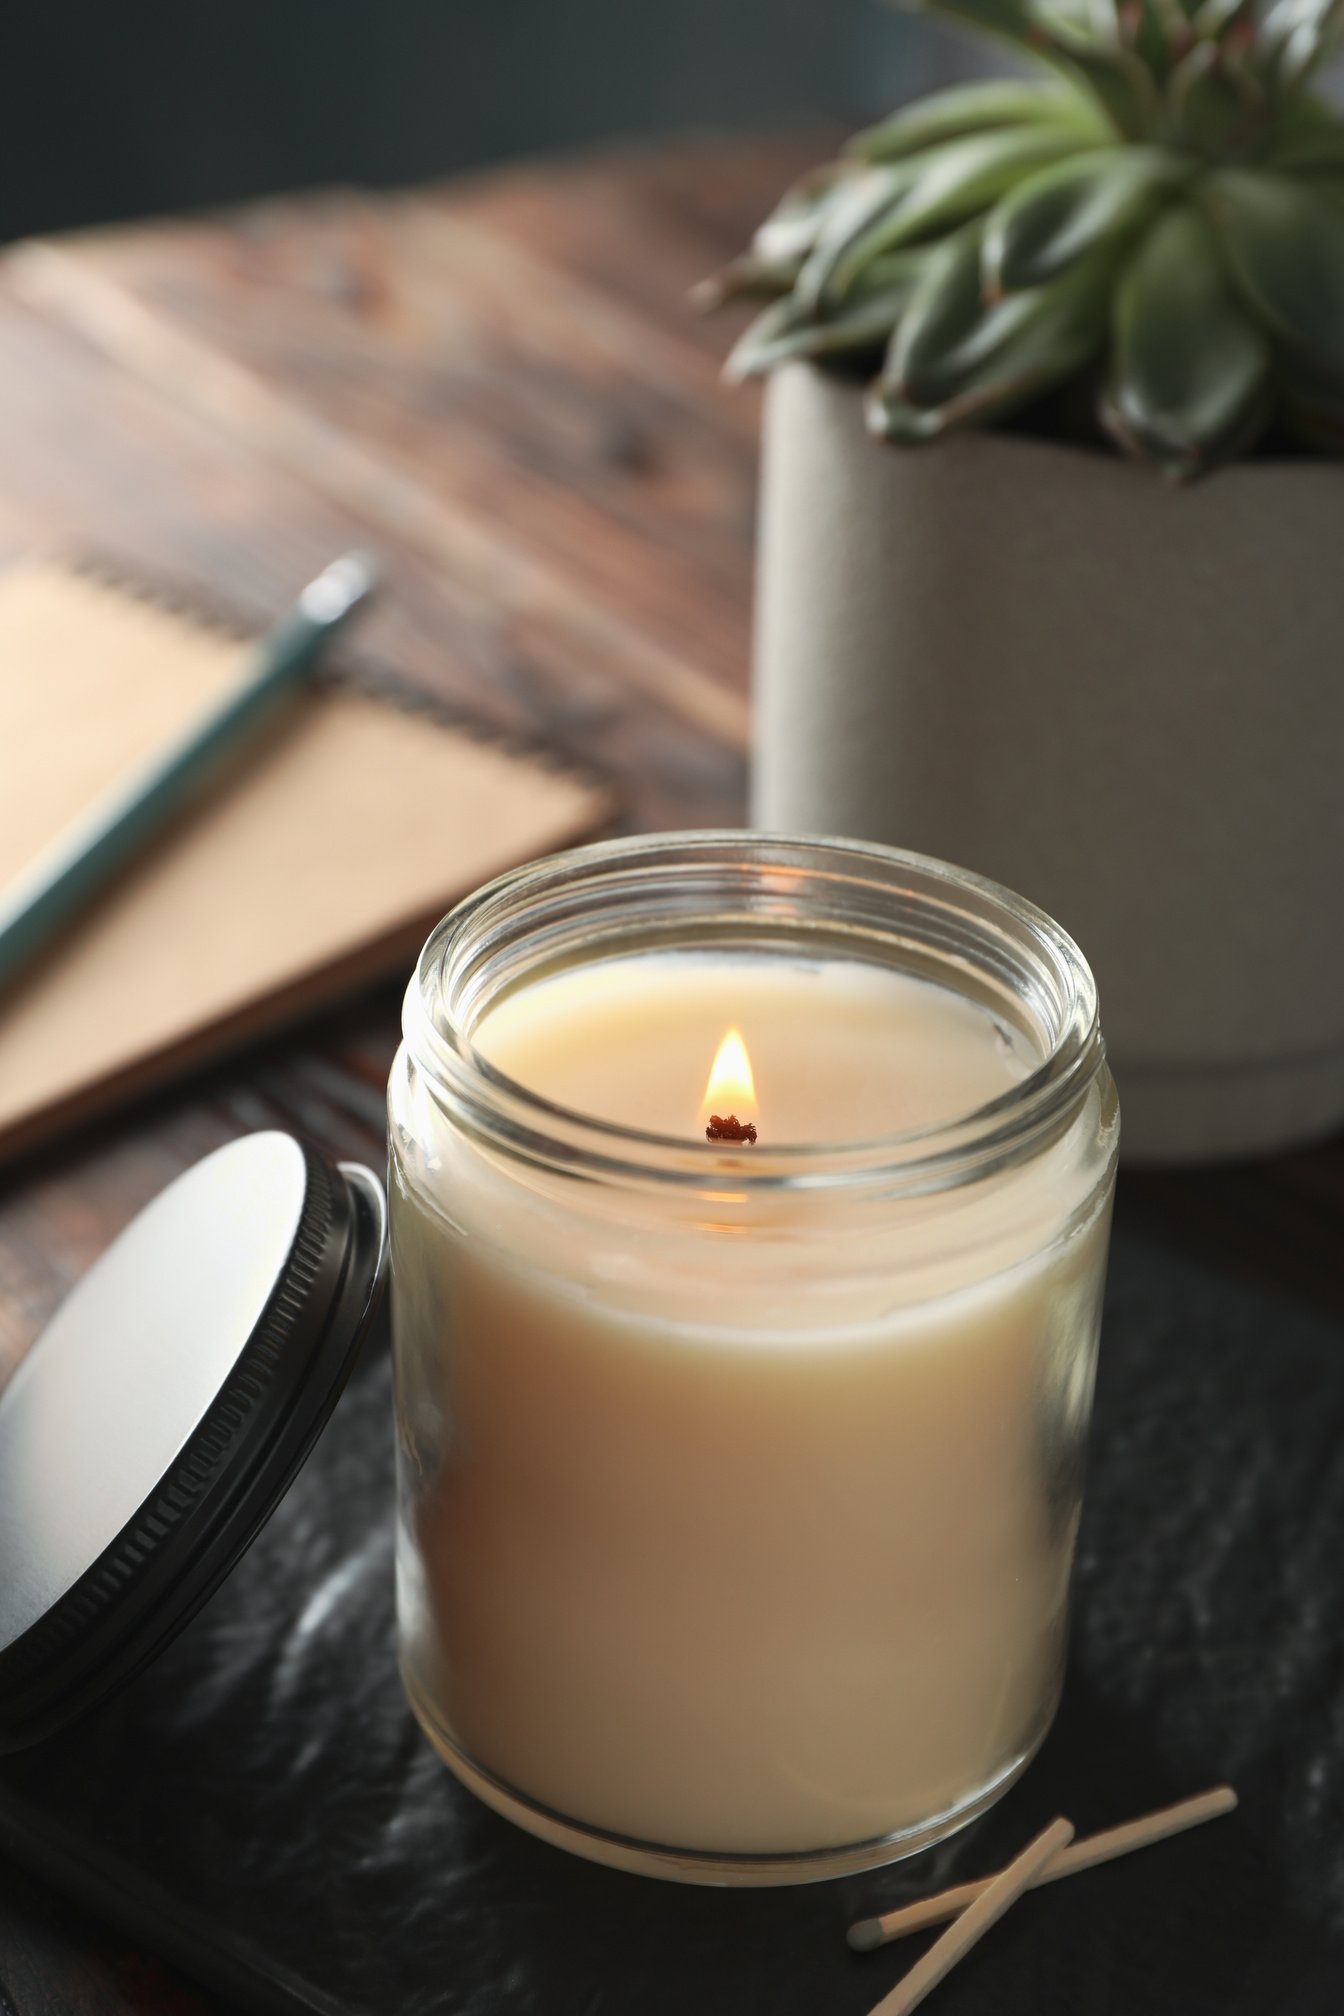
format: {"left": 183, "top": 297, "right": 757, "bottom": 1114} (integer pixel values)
{"left": 0, "top": 560, "right": 612, "bottom": 1163}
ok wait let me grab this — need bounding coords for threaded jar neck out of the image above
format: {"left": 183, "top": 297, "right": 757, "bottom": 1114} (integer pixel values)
{"left": 401, "top": 832, "right": 1111, "bottom": 1200}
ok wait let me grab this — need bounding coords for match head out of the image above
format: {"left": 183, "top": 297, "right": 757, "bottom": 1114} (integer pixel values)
{"left": 846, "top": 1917, "right": 886, "bottom": 1953}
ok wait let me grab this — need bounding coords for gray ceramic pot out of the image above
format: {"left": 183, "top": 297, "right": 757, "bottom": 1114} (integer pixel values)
{"left": 753, "top": 361, "right": 1344, "bottom": 1162}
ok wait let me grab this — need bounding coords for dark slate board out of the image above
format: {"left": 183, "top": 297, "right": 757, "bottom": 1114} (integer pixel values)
{"left": 2, "top": 1224, "right": 1342, "bottom": 2015}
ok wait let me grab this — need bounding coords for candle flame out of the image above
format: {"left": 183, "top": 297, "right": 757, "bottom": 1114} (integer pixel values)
{"left": 699, "top": 1026, "right": 757, "bottom": 1132}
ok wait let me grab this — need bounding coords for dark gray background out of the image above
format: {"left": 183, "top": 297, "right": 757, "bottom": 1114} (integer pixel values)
{"left": 0, "top": 0, "right": 987, "bottom": 241}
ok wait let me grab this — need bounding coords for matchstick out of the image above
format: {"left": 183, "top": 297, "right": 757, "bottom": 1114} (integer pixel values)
{"left": 864, "top": 1816, "right": 1074, "bottom": 2016}
{"left": 849, "top": 1786, "right": 1238, "bottom": 1952}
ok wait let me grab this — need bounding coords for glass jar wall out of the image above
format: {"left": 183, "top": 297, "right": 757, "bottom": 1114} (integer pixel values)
{"left": 387, "top": 834, "right": 1118, "bottom": 1883}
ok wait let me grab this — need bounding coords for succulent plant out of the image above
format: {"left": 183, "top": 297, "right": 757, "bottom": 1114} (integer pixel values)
{"left": 704, "top": 0, "right": 1344, "bottom": 476}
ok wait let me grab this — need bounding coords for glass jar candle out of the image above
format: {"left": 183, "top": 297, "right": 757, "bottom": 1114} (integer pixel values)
{"left": 387, "top": 833, "right": 1118, "bottom": 1883}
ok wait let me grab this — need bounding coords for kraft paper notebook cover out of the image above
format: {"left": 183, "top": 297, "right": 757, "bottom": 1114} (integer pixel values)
{"left": 0, "top": 561, "right": 612, "bottom": 1162}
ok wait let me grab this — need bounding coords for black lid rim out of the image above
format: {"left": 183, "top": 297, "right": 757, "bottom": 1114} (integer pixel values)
{"left": 0, "top": 1147, "right": 387, "bottom": 1752}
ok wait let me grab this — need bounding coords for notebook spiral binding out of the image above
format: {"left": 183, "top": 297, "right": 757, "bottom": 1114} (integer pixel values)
{"left": 65, "top": 547, "right": 618, "bottom": 808}
{"left": 0, "top": 549, "right": 615, "bottom": 1171}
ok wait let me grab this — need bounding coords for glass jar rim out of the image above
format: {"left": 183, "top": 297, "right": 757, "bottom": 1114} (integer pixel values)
{"left": 401, "top": 831, "right": 1109, "bottom": 1197}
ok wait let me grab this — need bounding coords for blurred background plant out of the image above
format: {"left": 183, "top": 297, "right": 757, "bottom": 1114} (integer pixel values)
{"left": 711, "top": 0, "right": 1344, "bottom": 476}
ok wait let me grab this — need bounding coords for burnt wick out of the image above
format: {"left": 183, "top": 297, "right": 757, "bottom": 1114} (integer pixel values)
{"left": 705, "top": 1113, "right": 757, "bottom": 1145}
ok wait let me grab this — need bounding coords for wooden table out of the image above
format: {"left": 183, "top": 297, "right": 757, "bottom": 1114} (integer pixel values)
{"left": 0, "top": 136, "right": 1340, "bottom": 2016}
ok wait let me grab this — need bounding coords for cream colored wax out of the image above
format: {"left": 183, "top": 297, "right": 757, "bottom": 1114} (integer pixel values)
{"left": 389, "top": 951, "right": 1112, "bottom": 1863}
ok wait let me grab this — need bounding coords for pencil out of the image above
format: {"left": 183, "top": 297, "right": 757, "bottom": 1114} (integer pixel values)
{"left": 0, "top": 552, "right": 376, "bottom": 990}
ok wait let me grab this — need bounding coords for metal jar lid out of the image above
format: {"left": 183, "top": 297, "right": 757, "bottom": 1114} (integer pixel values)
{"left": 0, "top": 1131, "right": 387, "bottom": 1751}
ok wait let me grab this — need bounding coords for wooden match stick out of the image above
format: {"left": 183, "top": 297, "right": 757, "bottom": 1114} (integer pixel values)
{"left": 864, "top": 1816, "right": 1074, "bottom": 2016}
{"left": 849, "top": 1786, "right": 1238, "bottom": 1953}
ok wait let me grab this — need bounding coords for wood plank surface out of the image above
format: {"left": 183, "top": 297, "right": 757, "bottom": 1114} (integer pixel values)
{"left": 0, "top": 132, "right": 1340, "bottom": 2016}
{"left": 0, "top": 135, "right": 793, "bottom": 2016}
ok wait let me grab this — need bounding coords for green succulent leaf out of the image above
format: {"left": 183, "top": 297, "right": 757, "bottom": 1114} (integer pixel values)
{"left": 1189, "top": 0, "right": 1256, "bottom": 36}
{"left": 724, "top": 297, "right": 807, "bottom": 379}
{"left": 886, "top": 224, "right": 1050, "bottom": 404}
{"left": 1168, "top": 41, "right": 1266, "bottom": 158}
{"left": 1267, "top": 116, "right": 1344, "bottom": 175}
{"left": 899, "top": 0, "right": 1160, "bottom": 132}
{"left": 852, "top": 247, "right": 941, "bottom": 296}
{"left": 1104, "top": 205, "right": 1270, "bottom": 475}
{"left": 750, "top": 163, "right": 852, "bottom": 269}
{"left": 1260, "top": 0, "right": 1344, "bottom": 90}
{"left": 868, "top": 268, "right": 1103, "bottom": 440}
{"left": 983, "top": 144, "right": 1189, "bottom": 293}
{"left": 1027, "top": 0, "right": 1101, "bottom": 33}
{"left": 690, "top": 255, "right": 796, "bottom": 311}
{"left": 724, "top": 256, "right": 928, "bottom": 380}
{"left": 1113, "top": 0, "right": 1164, "bottom": 77}
{"left": 1267, "top": 89, "right": 1344, "bottom": 140}
{"left": 1204, "top": 169, "right": 1344, "bottom": 380}
{"left": 710, "top": 0, "right": 1344, "bottom": 474}
{"left": 847, "top": 78, "right": 1109, "bottom": 161}
{"left": 791, "top": 164, "right": 917, "bottom": 310}
{"left": 797, "top": 126, "right": 1099, "bottom": 310}
{"left": 863, "top": 386, "right": 949, "bottom": 442}
{"left": 1030, "top": 22, "right": 1163, "bottom": 138}
{"left": 884, "top": 220, "right": 1110, "bottom": 406}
